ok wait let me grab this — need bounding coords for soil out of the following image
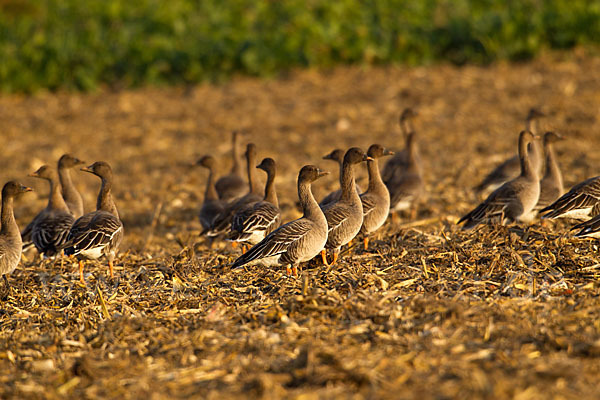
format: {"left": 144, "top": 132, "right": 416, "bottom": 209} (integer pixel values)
{"left": 1, "top": 51, "right": 600, "bottom": 399}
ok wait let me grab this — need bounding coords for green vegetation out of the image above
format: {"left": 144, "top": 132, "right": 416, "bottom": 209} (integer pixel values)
{"left": 1, "top": 0, "right": 599, "bottom": 92}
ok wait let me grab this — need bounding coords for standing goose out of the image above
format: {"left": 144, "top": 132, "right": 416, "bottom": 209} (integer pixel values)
{"left": 475, "top": 108, "right": 545, "bottom": 193}
{"left": 204, "top": 143, "right": 263, "bottom": 237}
{"left": 534, "top": 132, "right": 564, "bottom": 211}
{"left": 319, "top": 149, "right": 362, "bottom": 208}
{"left": 359, "top": 144, "right": 394, "bottom": 250}
{"left": 0, "top": 181, "right": 33, "bottom": 293}
{"left": 196, "top": 155, "right": 225, "bottom": 233}
{"left": 215, "top": 131, "right": 246, "bottom": 202}
{"left": 62, "top": 162, "right": 123, "bottom": 284}
{"left": 458, "top": 130, "right": 540, "bottom": 229}
{"left": 321, "top": 147, "right": 370, "bottom": 266}
{"left": 386, "top": 131, "right": 425, "bottom": 220}
{"left": 228, "top": 158, "right": 281, "bottom": 247}
{"left": 28, "top": 165, "right": 75, "bottom": 257}
{"left": 58, "top": 154, "right": 85, "bottom": 218}
{"left": 382, "top": 108, "right": 421, "bottom": 182}
{"left": 232, "top": 165, "right": 329, "bottom": 276}
{"left": 540, "top": 176, "right": 600, "bottom": 220}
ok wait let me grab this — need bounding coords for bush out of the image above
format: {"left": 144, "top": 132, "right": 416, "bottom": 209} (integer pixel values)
{"left": 0, "top": 0, "right": 599, "bottom": 92}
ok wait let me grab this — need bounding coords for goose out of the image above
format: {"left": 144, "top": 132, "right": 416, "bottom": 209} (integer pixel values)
{"left": 360, "top": 144, "right": 394, "bottom": 249}
{"left": 458, "top": 130, "right": 540, "bottom": 229}
{"left": 228, "top": 158, "right": 281, "bottom": 248}
{"left": 0, "top": 181, "right": 33, "bottom": 294}
{"left": 61, "top": 162, "right": 123, "bottom": 284}
{"left": 196, "top": 155, "right": 226, "bottom": 233}
{"left": 232, "top": 165, "right": 329, "bottom": 276}
{"left": 571, "top": 214, "right": 600, "bottom": 238}
{"left": 319, "top": 149, "right": 362, "bottom": 208}
{"left": 540, "top": 176, "right": 600, "bottom": 220}
{"left": 215, "top": 131, "right": 246, "bottom": 202}
{"left": 58, "top": 154, "right": 86, "bottom": 218}
{"left": 386, "top": 131, "right": 424, "bottom": 221}
{"left": 27, "top": 165, "right": 75, "bottom": 257}
{"left": 321, "top": 147, "right": 370, "bottom": 265}
{"left": 534, "top": 132, "right": 564, "bottom": 211}
{"left": 475, "top": 108, "right": 545, "bottom": 193}
{"left": 382, "top": 108, "right": 421, "bottom": 182}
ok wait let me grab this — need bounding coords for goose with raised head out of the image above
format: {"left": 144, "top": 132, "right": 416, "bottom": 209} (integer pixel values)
{"left": 458, "top": 130, "right": 540, "bottom": 229}
{"left": 61, "top": 162, "right": 123, "bottom": 284}
{"left": 382, "top": 108, "right": 421, "bottom": 182}
{"left": 0, "top": 181, "right": 33, "bottom": 294}
{"left": 204, "top": 143, "right": 263, "bottom": 237}
{"left": 534, "top": 132, "right": 564, "bottom": 211}
{"left": 540, "top": 176, "right": 600, "bottom": 220}
{"left": 215, "top": 130, "right": 246, "bottom": 202}
{"left": 196, "top": 155, "right": 226, "bottom": 234}
{"left": 27, "top": 165, "right": 75, "bottom": 257}
{"left": 475, "top": 108, "right": 545, "bottom": 194}
{"left": 360, "top": 144, "right": 394, "bottom": 250}
{"left": 58, "top": 154, "right": 86, "bottom": 218}
{"left": 319, "top": 149, "right": 362, "bottom": 208}
{"left": 232, "top": 165, "right": 329, "bottom": 276}
{"left": 321, "top": 147, "right": 370, "bottom": 265}
{"left": 228, "top": 157, "right": 281, "bottom": 247}
{"left": 385, "top": 131, "right": 424, "bottom": 220}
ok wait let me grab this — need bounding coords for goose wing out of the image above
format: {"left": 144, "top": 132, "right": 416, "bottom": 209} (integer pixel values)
{"left": 229, "top": 202, "right": 280, "bottom": 240}
{"left": 541, "top": 176, "right": 600, "bottom": 219}
{"left": 63, "top": 211, "right": 123, "bottom": 256}
{"left": 31, "top": 211, "right": 74, "bottom": 255}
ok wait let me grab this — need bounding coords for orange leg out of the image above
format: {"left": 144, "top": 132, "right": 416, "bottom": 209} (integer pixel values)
{"left": 79, "top": 261, "right": 86, "bottom": 285}
{"left": 364, "top": 237, "right": 369, "bottom": 250}
{"left": 286, "top": 265, "right": 292, "bottom": 275}
{"left": 108, "top": 260, "right": 115, "bottom": 279}
{"left": 321, "top": 249, "right": 329, "bottom": 266}
{"left": 242, "top": 244, "right": 248, "bottom": 254}
{"left": 292, "top": 265, "right": 298, "bottom": 276}
{"left": 331, "top": 251, "right": 339, "bottom": 266}
{"left": 231, "top": 242, "right": 238, "bottom": 249}
{"left": 391, "top": 213, "right": 399, "bottom": 224}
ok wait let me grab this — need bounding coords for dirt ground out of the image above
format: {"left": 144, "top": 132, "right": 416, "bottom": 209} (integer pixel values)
{"left": 1, "top": 51, "right": 600, "bottom": 399}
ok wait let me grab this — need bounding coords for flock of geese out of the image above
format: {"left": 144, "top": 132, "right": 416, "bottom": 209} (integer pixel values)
{"left": 0, "top": 107, "right": 599, "bottom": 290}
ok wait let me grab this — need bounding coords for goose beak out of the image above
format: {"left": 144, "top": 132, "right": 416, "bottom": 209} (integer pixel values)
{"left": 74, "top": 158, "right": 86, "bottom": 165}
{"left": 317, "top": 170, "right": 330, "bottom": 178}
{"left": 80, "top": 165, "right": 94, "bottom": 173}
{"left": 21, "top": 185, "right": 33, "bottom": 192}
{"left": 383, "top": 149, "right": 395, "bottom": 156}
{"left": 364, "top": 155, "right": 374, "bottom": 162}
{"left": 27, "top": 172, "right": 39, "bottom": 178}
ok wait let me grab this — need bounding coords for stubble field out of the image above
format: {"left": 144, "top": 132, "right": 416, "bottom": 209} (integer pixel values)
{"left": 1, "top": 52, "right": 600, "bottom": 399}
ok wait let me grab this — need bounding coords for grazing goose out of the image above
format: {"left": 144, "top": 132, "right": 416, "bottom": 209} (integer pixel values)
{"left": 386, "top": 131, "right": 424, "bottom": 220}
{"left": 228, "top": 158, "right": 281, "bottom": 247}
{"left": 321, "top": 147, "right": 370, "bottom": 265}
{"left": 62, "top": 162, "right": 123, "bottom": 284}
{"left": 540, "top": 176, "right": 600, "bottom": 220}
{"left": 215, "top": 131, "right": 246, "bottom": 202}
{"left": 204, "top": 143, "right": 263, "bottom": 237}
{"left": 360, "top": 144, "right": 394, "bottom": 250}
{"left": 58, "top": 154, "right": 85, "bottom": 218}
{"left": 475, "top": 108, "right": 545, "bottom": 193}
{"left": 0, "top": 181, "right": 33, "bottom": 292}
{"left": 232, "top": 165, "right": 329, "bottom": 276}
{"left": 196, "top": 155, "right": 225, "bottom": 233}
{"left": 382, "top": 108, "right": 421, "bottom": 182}
{"left": 458, "top": 130, "right": 540, "bottom": 229}
{"left": 319, "top": 149, "right": 362, "bottom": 208}
{"left": 28, "top": 165, "right": 75, "bottom": 257}
{"left": 534, "top": 132, "right": 564, "bottom": 211}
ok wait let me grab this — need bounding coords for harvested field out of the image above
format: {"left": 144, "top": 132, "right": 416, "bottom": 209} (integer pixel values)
{"left": 1, "top": 52, "right": 600, "bottom": 399}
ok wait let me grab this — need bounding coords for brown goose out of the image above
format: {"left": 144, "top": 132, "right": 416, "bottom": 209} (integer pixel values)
{"left": 534, "top": 132, "right": 564, "bottom": 211}
{"left": 386, "top": 131, "right": 424, "bottom": 220}
{"left": 28, "top": 165, "right": 75, "bottom": 257}
{"left": 319, "top": 149, "right": 362, "bottom": 208}
{"left": 382, "top": 108, "right": 421, "bottom": 182}
{"left": 475, "top": 108, "right": 545, "bottom": 193}
{"left": 215, "top": 131, "right": 246, "bottom": 202}
{"left": 0, "top": 181, "right": 33, "bottom": 292}
{"left": 228, "top": 158, "right": 281, "bottom": 247}
{"left": 58, "top": 154, "right": 85, "bottom": 218}
{"left": 458, "top": 131, "right": 540, "bottom": 229}
{"left": 572, "top": 214, "right": 600, "bottom": 238}
{"left": 232, "top": 165, "right": 329, "bottom": 276}
{"left": 360, "top": 144, "right": 394, "bottom": 249}
{"left": 540, "top": 176, "right": 600, "bottom": 220}
{"left": 196, "top": 155, "right": 226, "bottom": 232}
{"left": 321, "top": 147, "right": 370, "bottom": 265}
{"left": 204, "top": 143, "right": 263, "bottom": 237}
{"left": 61, "top": 162, "right": 123, "bottom": 284}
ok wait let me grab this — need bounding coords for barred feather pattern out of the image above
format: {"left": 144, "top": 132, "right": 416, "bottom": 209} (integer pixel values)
{"left": 31, "top": 210, "right": 74, "bottom": 256}
{"left": 63, "top": 211, "right": 123, "bottom": 260}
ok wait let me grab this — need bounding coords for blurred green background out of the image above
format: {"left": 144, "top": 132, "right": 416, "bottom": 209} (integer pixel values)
{"left": 1, "top": 0, "right": 599, "bottom": 92}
